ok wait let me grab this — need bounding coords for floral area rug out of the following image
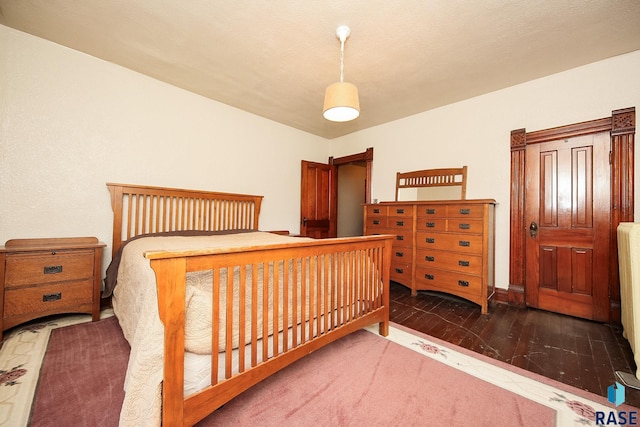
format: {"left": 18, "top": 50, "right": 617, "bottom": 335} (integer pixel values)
{"left": 0, "top": 311, "right": 632, "bottom": 427}
{"left": 368, "top": 323, "right": 636, "bottom": 426}
{"left": 0, "top": 310, "right": 113, "bottom": 427}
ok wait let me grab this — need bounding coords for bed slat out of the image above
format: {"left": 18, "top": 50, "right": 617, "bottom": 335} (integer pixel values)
{"left": 107, "top": 183, "right": 263, "bottom": 257}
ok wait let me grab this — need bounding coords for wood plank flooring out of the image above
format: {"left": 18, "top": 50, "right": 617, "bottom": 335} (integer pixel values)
{"left": 389, "top": 282, "right": 640, "bottom": 408}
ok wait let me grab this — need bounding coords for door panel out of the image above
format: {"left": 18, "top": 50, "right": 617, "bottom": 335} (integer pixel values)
{"left": 525, "top": 132, "right": 610, "bottom": 321}
{"left": 300, "top": 160, "right": 337, "bottom": 238}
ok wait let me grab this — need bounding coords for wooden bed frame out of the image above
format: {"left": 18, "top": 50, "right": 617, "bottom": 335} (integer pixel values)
{"left": 106, "top": 183, "right": 393, "bottom": 427}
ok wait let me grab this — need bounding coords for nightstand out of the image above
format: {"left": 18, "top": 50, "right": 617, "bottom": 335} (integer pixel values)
{"left": 0, "top": 237, "right": 106, "bottom": 340}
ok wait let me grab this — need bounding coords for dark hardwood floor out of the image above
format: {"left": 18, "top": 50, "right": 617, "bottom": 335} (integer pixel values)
{"left": 388, "top": 281, "right": 640, "bottom": 408}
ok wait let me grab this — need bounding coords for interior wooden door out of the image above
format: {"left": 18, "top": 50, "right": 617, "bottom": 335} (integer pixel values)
{"left": 300, "top": 160, "right": 337, "bottom": 238}
{"left": 524, "top": 132, "right": 611, "bottom": 321}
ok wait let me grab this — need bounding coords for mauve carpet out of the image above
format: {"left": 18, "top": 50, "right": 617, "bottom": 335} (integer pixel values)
{"left": 29, "top": 316, "right": 559, "bottom": 427}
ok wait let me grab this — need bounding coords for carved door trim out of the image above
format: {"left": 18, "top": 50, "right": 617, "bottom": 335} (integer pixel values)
{"left": 509, "top": 107, "right": 635, "bottom": 323}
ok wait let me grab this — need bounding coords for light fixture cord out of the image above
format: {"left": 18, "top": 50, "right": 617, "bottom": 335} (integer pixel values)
{"left": 339, "top": 38, "right": 345, "bottom": 82}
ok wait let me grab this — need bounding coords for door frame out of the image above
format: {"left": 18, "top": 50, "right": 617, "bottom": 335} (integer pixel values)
{"left": 330, "top": 147, "right": 374, "bottom": 204}
{"left": 509, "top": 107, "right": 635, "bottom": 323}
{"left": 300, "top": 148, "right": 374, "bottom": 237}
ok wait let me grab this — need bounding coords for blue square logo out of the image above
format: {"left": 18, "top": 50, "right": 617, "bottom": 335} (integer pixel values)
{"left": 608, "top": 382, "right": 626, "bottom": 407}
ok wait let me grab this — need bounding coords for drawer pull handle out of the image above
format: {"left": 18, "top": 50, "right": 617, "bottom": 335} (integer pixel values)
{"left": 459, "top": 241, "right": 470, "bottom": 247}
{"left": 458, "top": 260, "right": 470, "bottom": 267}
{"left": 459, "top": 208, "right": 471, "bottom": 215}
{"left": 395, "top": 268, "right": 404, "bottom": 274}
{"left": 395, "top": 251, "right": 404, "bottom": 257}
{"left": 396, "top": 220, "right": 404, "bottom": 226}
{"left": 373, "top": 220, "right": 380, "bottom": 225}
{"left": 396, "top": 235, "right": 404, "bottom": 241}
{"left": 396, "top": 208, "right": 405, "bottom": 214}
{"left": 44, "top": 265, "right": 63, "bottom": 274}
{"left": 425, "top": 256, "right": 435, "bottom": 262}
{"left": 426, "top": 209, "right": 436, "bottom": 215}
{"left": 43, "top": 292, "right": 62, "bottom": 302}
{"left": 458, "top": 280, "right": 470, "bottom": 287}
{"left": 425, "top": 274, "right": 434, "bottom": 280}
{"left": 373, "top": 208, "right": 380, "bottom": 214}
{"left": 426, "top": 222, "right": 435, "bottom": 228}
{"left": 459, "top": 223, "right": 470, "bottom": 230}
{"left": 426, "top": 238, "right": 435, "bottom": 244}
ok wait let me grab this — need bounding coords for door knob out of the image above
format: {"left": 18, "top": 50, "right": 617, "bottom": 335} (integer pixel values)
{"left": 302, "top": 217, "right": 307, "bottom": 226}
{"left": 529, "top": 221, "right": 538, "bottom": 238}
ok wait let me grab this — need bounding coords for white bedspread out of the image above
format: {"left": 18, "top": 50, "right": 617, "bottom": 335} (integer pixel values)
{"left": 113, "top": 231, "right": 311, "bottom": 427}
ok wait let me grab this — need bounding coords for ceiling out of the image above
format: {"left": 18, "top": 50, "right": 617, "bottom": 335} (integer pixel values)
{"left": 1, "top": 1, "right": 640, "bottom": 139}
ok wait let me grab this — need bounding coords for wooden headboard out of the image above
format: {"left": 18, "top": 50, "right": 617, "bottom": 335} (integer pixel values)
{"left": 106, "top": 183, "right": 263, "bottom": 257}
{"left": 395, "top": 166, "right": 467, "bottom": 201}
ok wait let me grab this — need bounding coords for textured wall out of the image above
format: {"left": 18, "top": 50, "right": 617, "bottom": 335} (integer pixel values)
{"left": 330, "top": 50, "right": 640, "bottom": 290}
{"left": 0, "top": 25, "right": 327, "bottom": 263}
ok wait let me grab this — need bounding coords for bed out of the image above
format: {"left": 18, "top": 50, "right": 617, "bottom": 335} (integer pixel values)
{"left": 105, "top": 183, "right": 393, "bottom": 427}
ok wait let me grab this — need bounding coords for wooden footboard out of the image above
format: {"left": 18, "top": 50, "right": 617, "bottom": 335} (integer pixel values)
{"left": 146, "top": 235, "right": 392, "bottom": 427}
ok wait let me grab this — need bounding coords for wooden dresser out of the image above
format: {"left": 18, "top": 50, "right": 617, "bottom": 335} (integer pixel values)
{"left": 364, "top": 199, "right": 496, "bottom": 313}
{"left": 0, "top": 237, "right": 105, "bottom": 340}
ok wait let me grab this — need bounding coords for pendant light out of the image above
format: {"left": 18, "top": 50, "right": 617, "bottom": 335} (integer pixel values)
{"left": 323, "top": 26, "right": 360, "bottom": 122}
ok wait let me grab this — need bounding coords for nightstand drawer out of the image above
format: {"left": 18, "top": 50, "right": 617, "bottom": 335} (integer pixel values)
{"left": 5, "top": 250, "right": 95, "bottom": 287}
{"left": 4, "top": 280, "right": 93, "bottom": 318}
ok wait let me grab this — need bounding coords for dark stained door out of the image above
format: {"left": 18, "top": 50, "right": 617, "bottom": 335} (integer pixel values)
{"left": 525, "top": 132, "right": 611, "bottom": 321}
{"left": 300, "top": 160, "right": 337, "bottom": 238}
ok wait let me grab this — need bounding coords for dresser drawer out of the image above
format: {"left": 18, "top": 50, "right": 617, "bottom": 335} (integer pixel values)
{"left": 387, "top": 205, "right": 413, "bottom": 217}
{"left": 390, "top": 262, "right": 412, "bottom": 283}
{"left": 391, "top": 229, "right": 413, "bottom": 248}
{"left": 392, "top": 247, "right": 411, "bottom": 263}
{"left": 5, "top": 250, "right": 95, "bottom": 287}
{"left": 446, "top": 204, "right": 485, "bottom": 219}
{"left": 417, "top": 232, "right": 483, "bottom": 255}
{"left": 415, "top": 249, "right": 483, "bottom": 275}
{"left": 416, "top": 218, "right": 446, "bottom": 232}
{"left": 416, "top": 205, "right": 446, "bottom": 217}
{"left": 4, "top": 280, "right": 93, "bottom": 318}
{"left": 366, "top": 216, "right": 388, "bottom": 229}
{"left": 447, "top": 219, "right": 484, "bottom": 234}
{"left": 365, "top": 227, "right": 393, "bottom": 237}
{"left": 366, "top": 205, "right": 388, "bottom": 216}
{"left": 388, "top": 217, "right": 411, "bottom": 229}
{"left": 415, "top": 267, "right": 483, "bottom": 296}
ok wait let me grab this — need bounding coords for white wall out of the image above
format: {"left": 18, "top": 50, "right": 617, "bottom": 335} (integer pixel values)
{"left": 2, "top": 24, "right": 638, "bottom": 292}
{"left": 0, "top": 25, "right": 328, "bottom": 263}
{"left": 330, "top": 50, "right": 640, "bottom": 291}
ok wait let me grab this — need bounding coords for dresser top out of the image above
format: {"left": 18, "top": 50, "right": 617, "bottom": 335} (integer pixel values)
{"left": 365, "top": 198, "right": 496, "bottom": 206}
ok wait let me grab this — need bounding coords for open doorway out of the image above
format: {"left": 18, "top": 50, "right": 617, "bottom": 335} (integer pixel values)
{"left": 337, "top": 162, "right": 367, "bottom": 236}
{"left": 299, "top": 148, "right": 373, "bottom": 238}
